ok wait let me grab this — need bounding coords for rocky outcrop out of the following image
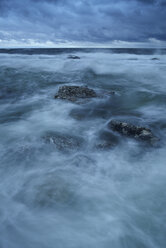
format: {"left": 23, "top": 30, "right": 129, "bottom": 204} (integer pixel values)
{"left": 55, "top": 86, "right": 97, "bottom": 102}
{"left": 68, "top": 55, "right": 80, "bottom": 59}
{"left": 108, "top": 120, "right": 159, "bottom": 143}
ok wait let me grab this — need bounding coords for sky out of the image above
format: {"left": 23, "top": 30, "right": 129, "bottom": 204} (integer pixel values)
{"left": 0, "top": 0, "right": 166, "bottom": 48}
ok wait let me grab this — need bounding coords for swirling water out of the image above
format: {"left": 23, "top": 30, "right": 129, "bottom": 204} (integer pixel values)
{"left": 0, "top": 49, "right": 166, "bottom": 248}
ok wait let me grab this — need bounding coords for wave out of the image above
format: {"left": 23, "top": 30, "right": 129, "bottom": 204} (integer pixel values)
{"left": 0, "top": 50, "right": 166, "bottom": 248}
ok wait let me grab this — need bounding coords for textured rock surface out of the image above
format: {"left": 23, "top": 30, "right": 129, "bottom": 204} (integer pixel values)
{"left": 43, "top": 132, "right": 83, "bottom": 151}
{"left": 109, "top": 120, "right": 159, "bottom": 143}
{"left": 55, "top": 85, "right": 97, "bottom": 102}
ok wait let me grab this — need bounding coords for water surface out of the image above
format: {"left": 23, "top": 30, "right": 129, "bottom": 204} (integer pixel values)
{"left": 0, "top": 48, "right": 166, "bottom": 248}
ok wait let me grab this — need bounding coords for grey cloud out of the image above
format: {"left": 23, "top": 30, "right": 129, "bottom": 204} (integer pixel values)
{"left": 0, "top": 0, "right": 166, "bottom": 45}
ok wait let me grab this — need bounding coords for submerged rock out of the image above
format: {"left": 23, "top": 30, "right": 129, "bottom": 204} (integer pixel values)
{"left": 43, "top": 131, "right": 83, "bottom": 151}
{"left": 68, "top": 55, "right": 80, "bottom": 59}
{"left": 108, "top": 120, "right": 159, "bottom": 143}
{"left": 55, "top": 85, "right": 97, "bottom": 102}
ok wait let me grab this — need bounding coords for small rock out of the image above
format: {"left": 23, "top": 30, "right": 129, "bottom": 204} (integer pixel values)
{"left": 108, "top": 120, "right": 159, "bottom": 143}
{"left": 55, "top": 85, "right": 97, "bottom": 102}
{"left": 68, "top": 55, "right": 80, "bottom": 59}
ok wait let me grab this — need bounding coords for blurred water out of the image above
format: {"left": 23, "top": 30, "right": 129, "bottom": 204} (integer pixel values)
{"left": 0, "top": 49, "right": 166, "bottom": 248}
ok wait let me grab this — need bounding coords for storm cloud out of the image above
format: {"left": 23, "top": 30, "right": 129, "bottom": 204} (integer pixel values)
{"left": 0, "top": 0, "right": 166, "bottom": 46}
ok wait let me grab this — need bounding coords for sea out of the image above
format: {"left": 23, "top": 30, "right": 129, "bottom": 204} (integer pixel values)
{"left": 0, "top": 48, "right": 166, "bottom": 248}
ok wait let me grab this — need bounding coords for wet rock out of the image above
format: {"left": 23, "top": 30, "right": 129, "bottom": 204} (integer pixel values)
{"left": 43, "top": 131, "right": 83, "bottom": 151}
{"left": 55, "top": 85, "right": 97, "bottom": 102}
{"left": 68, "top": 55, "right": 80, "bottom": 59}
{"left": 108, "top": 120, "right": 159, "bottom": 143}
{"left": 151, "top": 58, "right": 159, "bottom": 60}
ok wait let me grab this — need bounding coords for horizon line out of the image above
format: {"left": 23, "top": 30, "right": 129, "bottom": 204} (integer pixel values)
{"left": 0, "top": 47, "right": 166, "bottom": 49}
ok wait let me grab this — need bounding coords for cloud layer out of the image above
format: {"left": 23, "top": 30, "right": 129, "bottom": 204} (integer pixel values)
{"left": 0, "top": 0, "right": 166, "bottom": 47}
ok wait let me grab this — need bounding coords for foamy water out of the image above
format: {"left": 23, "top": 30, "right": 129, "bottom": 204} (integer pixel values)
{"left": 0, "top": 49, "right": 166, "bottom": 248}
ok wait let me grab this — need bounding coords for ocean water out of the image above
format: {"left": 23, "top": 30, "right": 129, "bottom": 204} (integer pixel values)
{"left": 0, "top": 48, "right": 166, "bottom": 248}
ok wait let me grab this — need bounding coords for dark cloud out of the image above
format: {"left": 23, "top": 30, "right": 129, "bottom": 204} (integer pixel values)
{"left": 136, "top": 0, "right": 156, "bottom": 4}
{"left": 0, "top": 0, "right": 166, "bottom": 46}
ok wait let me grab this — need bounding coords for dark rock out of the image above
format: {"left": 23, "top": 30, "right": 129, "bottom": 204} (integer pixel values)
{"left": 108, "top": 120, "right": 159, "bottom": 143}
{"left": 43, "top": 132, "right": 83, "bottom": 151}
{"left": 55, "top": 85, "right": 97, "bottom": 102}
{"left": 68, "top": 55, "right": 80, "bottom": 59}
{"left": 151, "top": 58, "right": 159, "bottom": 60}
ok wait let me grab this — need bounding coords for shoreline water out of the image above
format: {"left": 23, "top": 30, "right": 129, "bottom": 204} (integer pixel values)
{"left": 0, "top": 48, "right": 166, "bottom": 248}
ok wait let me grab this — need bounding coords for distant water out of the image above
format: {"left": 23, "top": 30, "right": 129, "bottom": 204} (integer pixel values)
{"left": 0, "top": 47, "right": 166, "bottom": 55}
{"left": 0, "top": 48, "right": 166, "bottom": 248}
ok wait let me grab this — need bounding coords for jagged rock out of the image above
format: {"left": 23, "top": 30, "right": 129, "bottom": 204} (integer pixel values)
{"left": 108, "top": 120, "right": 159, "bottom": 143}
{"left": 55, "top": 85, "right": 97, "bottom": 102}
{"left": 68, "top": 55, "right": 80, "bottom": 59}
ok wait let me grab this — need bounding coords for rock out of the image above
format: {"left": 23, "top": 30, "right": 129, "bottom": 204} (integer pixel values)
{"left": 108, "top": 120, "right": 159, "bottom": 143}
{"left": 151, "top": 58, "right": 159, "bottom": 60}
{"left": 68, "top": 55, "right": 80, "bottom": 59}
{"left": 55, "top": 85, "right": 97, "bottom": 102}
{"left": 43, "top": 131, "right": 83, "bottom": 151}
